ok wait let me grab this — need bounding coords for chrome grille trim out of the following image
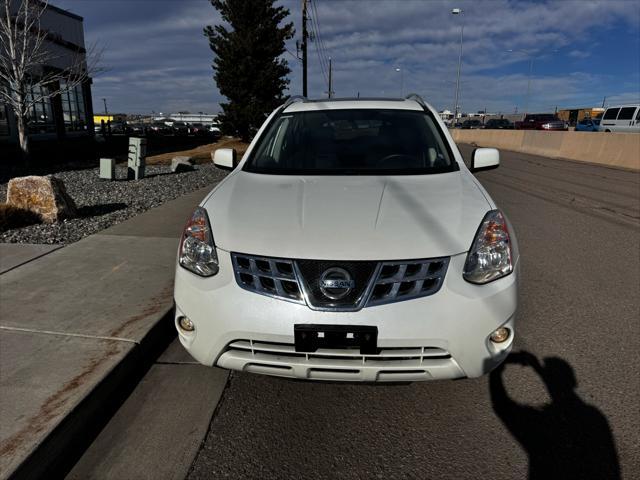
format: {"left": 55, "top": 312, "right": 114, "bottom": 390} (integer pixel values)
{"left": 368, "top": 258, "right": 449, "bottom": 306}
{"left": 231, "top": 253, "right": 305, "bottom": 304}
{"left": 294, "top": 261, "right": 382, "bottom": 312}
{"left": 230, "top": 253, "right": 449, "bottom": 310}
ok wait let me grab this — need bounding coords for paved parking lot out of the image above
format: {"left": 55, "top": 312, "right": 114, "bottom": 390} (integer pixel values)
{"left": 187, "top": 147, "right": 639, "bottom": 479}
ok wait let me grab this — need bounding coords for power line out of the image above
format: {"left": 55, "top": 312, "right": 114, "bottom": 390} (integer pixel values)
{"left": 311, "top": 26, "right": 329, "bottom": 87}
{"left": 309, "top": 0, "right": 331, "bottom": 90}
{"left": 285, "top": 46, "right": 300, "bottom": 62}
{"left": 311, "top": 0, "right": 331, "bottom": 69}
{"left": 310, "top": 2, "right": 329, "bottom": 65}
{"left": 308, "top": 3, "right": 329, "bottom": 88}
{"left": 311, "top": 2, "right": 331, "bottom": 77}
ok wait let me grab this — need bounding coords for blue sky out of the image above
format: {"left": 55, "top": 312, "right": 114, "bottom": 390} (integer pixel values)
{"left": 55, "top": 0, "right": 640, "bottom": 115}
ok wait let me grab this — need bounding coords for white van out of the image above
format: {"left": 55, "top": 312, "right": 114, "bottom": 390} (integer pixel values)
{"left": 598, "top": 104, "right": 640, "bottom": 133}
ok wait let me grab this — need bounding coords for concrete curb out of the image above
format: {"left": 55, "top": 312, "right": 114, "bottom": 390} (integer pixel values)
{"left": 8, "top": 308, "right": 177, "bottom": 480}
{"left": 1, "top": 186, "right": 219, "bottom": 480}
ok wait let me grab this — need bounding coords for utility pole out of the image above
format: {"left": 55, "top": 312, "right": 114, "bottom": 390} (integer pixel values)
{"left": 102, "top": 98, "right": 108, "bottom": 116}
{"left": 452, "top": 8, "right": 464, "bottom": 121}
{"left": 601, "top": 96, "right": 606, "bottom": 108}
{"left": 327, "top": 58, "right": 333, "bottom": 98}
{"left": 302, "top": 0, "right": 308, "bottom": 97}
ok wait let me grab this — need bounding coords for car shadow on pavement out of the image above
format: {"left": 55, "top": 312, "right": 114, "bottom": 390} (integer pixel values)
{"left": 489, "top": 351, "right": 620, "bottom": 480}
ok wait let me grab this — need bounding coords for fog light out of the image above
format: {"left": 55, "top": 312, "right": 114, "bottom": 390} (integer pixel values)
{"left": 178, "top": 316, "right": 194, "bottom": 332}
{"left": 490, "top": 327, "right": 510, "bottom": 343}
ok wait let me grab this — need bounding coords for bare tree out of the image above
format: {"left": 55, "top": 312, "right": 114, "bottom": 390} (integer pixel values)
{"left": 0, "top": 0, "right": 102, "bottom": 160}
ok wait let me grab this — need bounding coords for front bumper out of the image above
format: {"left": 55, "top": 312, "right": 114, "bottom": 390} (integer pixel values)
{"left": 174, "top": 250, "right": 518, "bottom": 382}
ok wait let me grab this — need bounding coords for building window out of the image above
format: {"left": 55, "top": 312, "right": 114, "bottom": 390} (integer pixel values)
{"left": 0, "top": 104, "right": 9, "bottom": 136}
{"left": 60, "top": 82, "right": 86, "bottom": 132}
{"left": 27, "top": 85, "right": 56, "bottom": 134}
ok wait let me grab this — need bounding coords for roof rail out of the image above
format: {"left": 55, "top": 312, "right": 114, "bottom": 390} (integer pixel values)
{"left": 282, "top": 95, "right": 308, "bottom": 109}
{"left": 405, "top": 93, "right": 427, "bottom": 108}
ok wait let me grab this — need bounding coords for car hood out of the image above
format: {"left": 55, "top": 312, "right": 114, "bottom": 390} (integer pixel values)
{"left": 205, "top": 171, "right": 491, "bottom": 260}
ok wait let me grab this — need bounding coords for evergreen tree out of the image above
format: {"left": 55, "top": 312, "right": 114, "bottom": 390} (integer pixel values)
{"left": 205, "top": 0, "right": 294, "bottom": 141}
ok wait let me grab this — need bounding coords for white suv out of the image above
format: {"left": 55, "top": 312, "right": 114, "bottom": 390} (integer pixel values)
{"left": 174, "top": 96, "right": 519, "bottom": 382}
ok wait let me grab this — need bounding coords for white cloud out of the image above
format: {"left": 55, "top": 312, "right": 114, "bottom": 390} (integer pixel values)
{"left": 568, "top": 50, "right": 591, "bottom": 59}
{"left": 54, "top": 0, "right": 640, "bottom": 114}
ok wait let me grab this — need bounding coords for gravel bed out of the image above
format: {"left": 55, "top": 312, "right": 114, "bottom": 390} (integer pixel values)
{"left": 0, "top": 164, "right": 227, "bottom": 244}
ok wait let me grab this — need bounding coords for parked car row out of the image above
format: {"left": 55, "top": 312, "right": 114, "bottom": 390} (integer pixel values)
{"left": 450, "top": 104, "right": 639, "bottom": 134}
{"left": 450, "top": 119, "right": 516, "bottom": 129}
{"left": 95, "top": 121, "right": 222, "bottom": 138}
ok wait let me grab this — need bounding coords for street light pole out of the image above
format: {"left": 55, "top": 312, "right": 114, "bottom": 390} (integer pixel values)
{"left": 395, "top": 67, "right": 404, "bottom": 97}
{"left": 525, "top": 57, "right": 533, "bottom": 114}
{"left": 452, "top": 8, "right": 464, "bottom": 121}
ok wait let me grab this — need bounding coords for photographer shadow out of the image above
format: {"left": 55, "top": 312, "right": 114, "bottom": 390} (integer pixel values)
{"left": 489, "top": 351, "right": 620, "bottom": 480}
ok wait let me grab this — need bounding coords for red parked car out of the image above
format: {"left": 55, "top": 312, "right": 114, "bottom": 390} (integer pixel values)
{"left": 515, "top": 114, "right": 568, "bottom": 131}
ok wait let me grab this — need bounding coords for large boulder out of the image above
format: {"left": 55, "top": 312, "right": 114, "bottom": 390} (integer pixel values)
{"left": 6, "top": 175, "right": 77, "bottom": 223}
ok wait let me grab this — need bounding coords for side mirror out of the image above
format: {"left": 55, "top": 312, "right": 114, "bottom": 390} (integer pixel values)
{"left": 470, "top": 148, "right": 500, "bottom": 173}
{"left": 213, "top": 148, "right": 238, "bottom": 170}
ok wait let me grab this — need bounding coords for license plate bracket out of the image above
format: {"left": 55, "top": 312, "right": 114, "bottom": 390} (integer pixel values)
{"left": 294, "top": 324, "right": 378, "bottom": 355}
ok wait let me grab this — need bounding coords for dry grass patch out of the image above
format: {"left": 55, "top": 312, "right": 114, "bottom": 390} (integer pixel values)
{"left": 145, "top": 137, "right": 250, "bottom": 166}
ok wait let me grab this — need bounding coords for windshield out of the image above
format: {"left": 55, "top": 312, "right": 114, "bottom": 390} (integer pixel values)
{"left": 244, "top": 109, "right": 457, "bottom": 175}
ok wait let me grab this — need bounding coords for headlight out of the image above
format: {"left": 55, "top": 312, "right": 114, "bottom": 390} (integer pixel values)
{"left": 179, "top": 207, "right": 219, "bottom": 277}
{"left": 463, "top": 210, "right": 513, "bottom": 284}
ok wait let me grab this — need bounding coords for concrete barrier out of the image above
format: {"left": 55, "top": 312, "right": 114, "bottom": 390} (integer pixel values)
{"left": 450, "top": 129, "right": 640, "bottom": 170}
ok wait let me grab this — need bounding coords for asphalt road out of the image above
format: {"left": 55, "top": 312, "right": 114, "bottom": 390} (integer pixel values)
{"left": 187, "top": 147, "right": 640, "bottom": 480}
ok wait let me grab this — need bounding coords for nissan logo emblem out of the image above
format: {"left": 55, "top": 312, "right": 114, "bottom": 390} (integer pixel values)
{"left": 319, "top": 267, "right": 355, "bottom": 300}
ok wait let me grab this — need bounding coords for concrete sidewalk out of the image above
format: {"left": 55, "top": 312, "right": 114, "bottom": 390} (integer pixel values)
{"left": 0, "top": 185, "right": 216, "bottom": 479}
{"left": 0, "top": 244, "right": 62, "bottom": 274}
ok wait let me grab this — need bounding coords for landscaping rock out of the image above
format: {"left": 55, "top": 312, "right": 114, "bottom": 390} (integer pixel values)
{"left": 174, "top": 156, "right": 195, "bottom": 165}
{"left": 0, "top": 164, "right": 227, "bottom": 245}
{"left": 6, "top": 176, "right": 77, "bottom": 223}
{"left": 171, "top": 156, "right": 194, "bottom": 173}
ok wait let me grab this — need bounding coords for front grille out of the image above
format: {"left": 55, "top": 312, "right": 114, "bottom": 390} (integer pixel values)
{"left": 295, "top": 260, "right": 377, "bottom": 309}
{"left": 368, "top": 258, "right": 449, "bottom": 306}
{"left": 232, "top": 254, "right": 304, "bottom": 304}
{"left": 231, "top": 253, "right": 449, "bottom": 311}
